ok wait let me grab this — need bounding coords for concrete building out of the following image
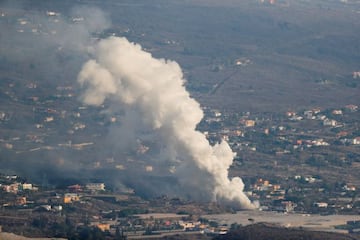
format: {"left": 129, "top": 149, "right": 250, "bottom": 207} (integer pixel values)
{"left": 86, "top": 183, "right": 105, "bottom": 191}
{"left": 245, "top": 120, "right": 256, "bottom": 127}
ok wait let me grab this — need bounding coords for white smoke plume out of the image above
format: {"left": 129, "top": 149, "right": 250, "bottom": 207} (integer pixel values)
{"left": 78, "top": 37, "right": 256, "bottom": 209}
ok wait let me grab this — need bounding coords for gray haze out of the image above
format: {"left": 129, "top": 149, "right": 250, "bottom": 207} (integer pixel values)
{"left": 0, "top": 2, "right": 110, "bottom": 81}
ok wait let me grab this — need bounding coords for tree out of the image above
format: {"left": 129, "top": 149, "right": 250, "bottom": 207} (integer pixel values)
{"left": 115, "top": 226, "right": 127, "bottom": 240}
{"left": 230, "top": 222, "right": 241, "bottom": 231}
{"left": 77, "top": 226, "right": 106, "bottom": 240}
{"left": 32, "top": 215, "right": 48, "bottom": 229}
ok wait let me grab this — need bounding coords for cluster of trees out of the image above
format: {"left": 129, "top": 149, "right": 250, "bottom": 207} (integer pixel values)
{"left": 31, "top": 217, "right": 127, "bottom": 240}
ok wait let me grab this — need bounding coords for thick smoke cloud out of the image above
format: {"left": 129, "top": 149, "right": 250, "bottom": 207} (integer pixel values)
{"left": 78, "top": 37, "right": 256, "bottom": 209}
{"left": 0, "top": 1, "right": 254, "bottom": 208}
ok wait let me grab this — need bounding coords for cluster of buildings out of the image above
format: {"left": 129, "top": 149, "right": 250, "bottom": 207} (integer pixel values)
{"left": 245, "top": 175, "right": 359, "bottom": 214}
{"left": 86, "top": 212, "right": 229, "bottom": 237}
{"left": 0, "top": 171, "right": 231, "bottom": 238}
{"left": 286, "top": 105, "right": 360, "bottom": 148}
{"left": 199, "top": 106, "right": 358, "bottom": 215}
{"left": 1, "top": 175, "right": 38, "bottom": 194}
{"left": 247, "top": 178, "right": 294, "bottom": 213}
{"left": 0, "top": 173, "right": 106, "bottom": 208}
{"left": 202, "top": 103, "right": 359, "bottom": 155}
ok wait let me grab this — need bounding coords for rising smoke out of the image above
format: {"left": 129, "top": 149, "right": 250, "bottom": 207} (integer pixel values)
{"left": 78, "top": 37, "right": 256, "bottom": 209}
{"left": 0, "top": 0, "right": 255, "bottom": 208}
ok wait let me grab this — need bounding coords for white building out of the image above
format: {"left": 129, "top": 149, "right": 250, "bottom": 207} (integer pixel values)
{"left": 314, "top": 202, "right": 328, "bottom": 208}
{"left": 22, "top": 183, "right": 33, "bottom": 190}
{"left": 323, "top": 119, "right": 337, "bottom": 126}
{"left": 353, "top": 137, "right": 360, "bottom": 145}
{"left": 86, "top": 183, "right": 105, "bottom": 191}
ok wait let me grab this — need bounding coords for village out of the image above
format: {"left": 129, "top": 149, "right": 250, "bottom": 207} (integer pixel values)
{"left": 0, "top": 55, "right": 359, "bottom": 238}
{"left": 0, "top": 150, "right": 359, "bottom": 239}
{"left": 0, "top": 1, "right": 360, "bottom": 239}
{"left": 1, "top": 97, "right": 360, "bottom": 230}
{"left": 199, "top": 103, "right": 359, "bottom": 215}
{"left": 0, "top": 172, "right": 240, "bottom": 238}
{"left": 0, "top": 66, "right": 359, "bottom": 232}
